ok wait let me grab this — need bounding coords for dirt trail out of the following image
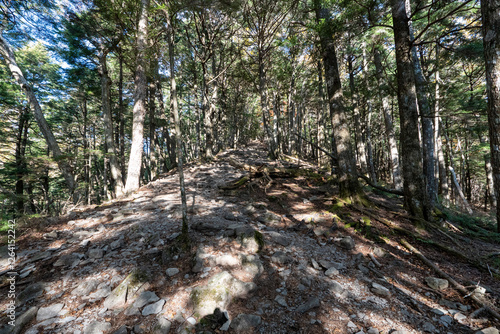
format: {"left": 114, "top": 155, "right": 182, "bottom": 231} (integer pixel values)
{"left": 1, "top": 142, "right": 499, "bottom": 334}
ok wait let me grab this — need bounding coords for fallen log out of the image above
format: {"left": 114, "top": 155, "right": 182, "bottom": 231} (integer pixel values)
{"left": 358, "top": 174, "right": 403, "bottom": 196}
{"left": 401, "top": 239, "right": 500, "bottom": 321}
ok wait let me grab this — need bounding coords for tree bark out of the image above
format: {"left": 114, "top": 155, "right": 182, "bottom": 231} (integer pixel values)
{"left": 314, "top": 0, "right": 361, "bottom": 198}
{"left": 482, "top": 0, "right": 500, "bottom": 231}
{"left": 373, "top": 46, "right": 403, "bottom": 190}
{"left": 125, "top": 0, "right": 149, "bottom": 193}
{"left": 0, "top": 32, "right": 76, "bottom": 195}
{"left": 391, "top": 0, "right": 430, "bottom": 220}
{"left": 15, "top": 108, "right": 29, "bottom": 216}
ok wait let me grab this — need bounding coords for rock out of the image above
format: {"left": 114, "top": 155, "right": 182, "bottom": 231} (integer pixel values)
{"left": 166, "top": 268, "right": 179, "bottom": 276}
{"left": 296, "top": 297, "right": 320, "bottom": 313}
{"left": 124, "top": 306, "right": 140, "bottom": 316}
{"left": 476, "top": 328, "right": 499, "bottom": 334}
{"left": 43, "top": 231, "right": 58, "bottom": 239}
{"left": 133, "top": 291, "right": 160, "bottom": 309}
{"left": 216, "top": 254, "right": 240, "bottom": 267}
{"left": 110, "top": 239, "right": 124, "bottom": 250}
{"left": 152, "top": 316, "right": 172, "bottom": 334}
{"left": 71, "top": 279, "right": 99, "bottom": 296}
{"left": 36, "top": 303, "right": 64, "bottom": 321}
{"left": 425, "top": 277, "right": 449, "bottom": 291}
{"left": 431, "top": 308, "right": 446, "bottom": 315}
{"left": 190, "top": 271, "right": 256, "bottom": 318}
{"left": 103, "top": 271, "right": 147, "bottom": 310}
{"left": 240, "top": 235, "right": 261, "bottom": 253}
{"left": 112, "top": 325, "right": 128, "bottom": 334}
{"left": 7, "top": 307, "right": 38, "bottom": 334}
{"left": 311, "top": 258, "right": 321, "bottom": 270}
{"left": 87, "top": 285, "right": 111, "bottom": 301}
{"left": 53, "top": 254, "right": 80, "bottom": 267}
{"left": 367, "top": 328, "right": 379, "bottom": 334}
{"left": 454, "top": 312, "right": 467, "bottom": 323}
{"left": 370, "top": 282, "right": 390, "bottom": 297}
{"left": 230, "top": 314, "right": 262, "bottom": 331}
{"left": 271, "top": 251, "right": 290, "bottom": 265}
{"left": 83, "top": 321, "right": 112, "bottom": 334}
{"left": 88, "top": 248, "right": 104, "bottom": 259}
{"left": 240, "top": 254, "right": 264, "bottom": 277}
{"left": 142, "top": 299, "right": 166, "bottom": 316}
{"left": 325, "top": 267, "right": 339, "bottom": 277}
{"left": 439, "top": 315, "right": 453, "bottom": 327}
{"left": 16, "top": 283, "right": 45, "bottom": 306}
{"left": 265, "top": 231, "right": 290, "bottom": 246}
{"left": 328, "top": 281, "right": 344, "bottom": 295}
{"left": 275, "top": 295, "right": 288, "bottom": 307}
{"left": 133, "top": 323, "right": 148, "bottom": 334}
{"left": 421, "top": 321, "right": 436, "bottom": 332}
{"left": 257, "top": 211, "right": 281, "bottom": 226}
{"left": 338, "top": 236, "right": 355, "bottom": 250}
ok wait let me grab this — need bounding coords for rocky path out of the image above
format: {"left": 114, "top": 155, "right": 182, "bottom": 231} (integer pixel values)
{"left": 1, "top": 143, "right": 499, "bottom": 334}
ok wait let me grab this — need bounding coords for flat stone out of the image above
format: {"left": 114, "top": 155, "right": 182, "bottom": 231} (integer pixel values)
{"left": 325, "top": 267, "right": 339, "bottom": 277}
{"left": 124, "top": 306, "right": 140, "bottom": 316}
{"left": 296, "top": 297, "right": 320, "bottom": 313}
{"left": 36, "top": 303, "right": 64, "bottom": 321}
{"left": 133, "top": 291, "right": 160, "bottom": 308}
{"left": 275, "top": 295, "right": 288, "bottom": 307}
{"left": 71, "top": 279, "right": 99, "bottom": 296}
{"left": 17, "top": 283, "right": 45, "bottom": 306}
{"left": 371, "top": 282, "right": 390, "bottom": 297}
{"left": 421, "top": 321, "right": 436, "bottom": 332}
{"left": 7, "top": 306, "right": 38, "bottom": 334}
{"left": 265, "top": 231, "right": 290, "bottom": 246}
{"left": 53, "top": 254, "right": 80, "bottom": 267}
{"left": 367, "top": 328, "right": 379, "bottom": 334}
{"left": 88, "top": 248, "right": 104, "bottom": 259}
{"left": 112, "top": 325, "right": 128, "bottom": 334}
{"left": 88, "top": 285, "right": 111, "bottom": 300}
{"left": 476, "top": 328, "right": 499, "bottom": 334}
{"left": 166, "top": 268, "right": 179, "bottom": 276}
{"left": 230, "top": 314, "right": 261, "bottom": 331}
{"left": 142, "top": 299, "right": 166, "bottom": 316}
{"left": 103, "top": 273, "right": 140, "bottom": 310}
{"left": 328, "top": 281, "right": 344, "bottom": 295}
{"left": 425, "top": 277, "right": 449, "bottom": 291}
{"left": 439, "top": 315, "right": 453, "bottom": 326}
{"left": 216, "top": 254, "right": 240, "bottom": 267}
{"left": 83, "top": 321, "right": 112, "bottom": 334}
{"left": 271, "top": 251, "right": 290, "bottom": 265}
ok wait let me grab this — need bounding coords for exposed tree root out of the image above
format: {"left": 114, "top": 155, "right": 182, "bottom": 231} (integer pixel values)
{"left": 401, "top": 239, "right": 500, "bottom": 321}
{"left": 358, "top": 174, "right": 403, "bottom": 196}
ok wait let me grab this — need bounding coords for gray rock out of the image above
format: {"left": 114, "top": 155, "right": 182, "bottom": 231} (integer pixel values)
{"left": 133, "top": 291, "right": 160, "bottom": 308}
{"left": 265, "top": 231, "right": 290, "bottom": 246}
{"left": 425, "top": 277, "right": 449, "bottom": 291}
{"left": 476, "top": 328, "right": 499, "bottom": 334}
{"left": 271, "top": 251, "right": 290, "bottom": 265}
{"left": 421, "top": 321, "right": 436, "bottom": 332}
{"left": 328, "top": 281, "right": 344, "bottom": 295}
{"left": 152, "top": 316, "right": 172, "bottom": 334}
{"left": 439, "top": 315, "right": 453, "bottom": 327}
{"left": 124, "top": 306, "right": 140, "bottom": 316}
{"left": 454, "top": 312, "right": 467, "bottom": 323}
{"left": 325, "top": 267, "right": 339, "bottom": 277}
{"left": 71, "top": 279, "right": 99, "bottom": 296}
{"left": 36, "top": 303, "right": 64, "bottom": 321}
{"left": 5, "top": 307, "right": 38, "bottom": 334}
{"left": 240, "top": 254, "right": 264, "bottom": 277}
{"left": 230, "top": 314, "right": 262, "bottom": 331}
{"left": 370, "top": 282, "right": 390, "bottom": 297}
{"left": 431, "top": 308, "right": 447, "bottom": 315}
{"left": 338, "top": 236, "right": 355, "bottom": 250}
{"left": 240, "top": 236, "right": 261, "bottom": 253}
{"left": 110, "top": 239, "right": 124, "bottom": 250}
{"left": 367, "top": 328, "right": 379, "bottom": 334}
{"left": 296, "top": 297, "right": 320, "bottom": 313}
{"left": 275, "top": 295, "right": 288, "bottom": 307}
{"left": 83, "top": 321, "right": 112, "bottom": 334}
{"left": 142, "top": 299, "right": 166, "bottom": 316}
{"left": 216, "top": 254, "right": 240, "bottom": 267}
{"left": 311, "top": 258, "right": 321, "bottom": 270}
{"left": 166, "top": 268, "right": 179, "bottom": 276}
{"left": 88, "top": 248, "right": 104, "bottom": 259}
{"left": 16, "top": 283, "right": 45, "bottom": 306}
{"left": 133, "top": 323, "right": 148, "bottom": 334}
{"left": 43, "top": 231, "right": 58, "bottom": 239}
{"left": 87, "top": 285, "right": 111, "bottom": 300}
{"left": 257, "top": 211, "right": 281, "bottom": 225}
{"left": 112, "top": 325, "right": 128, "bottom": 334}
{"left": 53, "top": 254, "right": 80, "bottom": 267}
{"left": 103, "top": 273, "right": 143, "bottom": 310}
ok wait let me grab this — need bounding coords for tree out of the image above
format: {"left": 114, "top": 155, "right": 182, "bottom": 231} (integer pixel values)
{"left": 125, "top": 0, "right": 149, "bottom": 193}
{"left": 481, "top": 0, "right": 500, "bottom": 231}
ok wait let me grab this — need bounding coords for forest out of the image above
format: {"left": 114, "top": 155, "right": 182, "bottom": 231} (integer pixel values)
{"left": 0, "top": 0, "right": 499, "bottom": 227}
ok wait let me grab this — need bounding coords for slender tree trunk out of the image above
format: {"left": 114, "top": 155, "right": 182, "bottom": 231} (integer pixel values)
{"left": 373, "top": 46, "right": 403, "bottom": 190}
{"left": 125, "top": 0, "right": 149, "bottom": 193}
{"left": 391, "top": 0, "right": 430, "bottom": 220}
{"left": 314, "top": 0, "right": 361, "bottom": 198}
{"left": 258, "top": 52, "right": 278, "bottom": 159}
{"left": 482, "top": 0, "right": 500, "bottom": 231}
{"left": 0, "top": 32, "right": 76, "bottom": 195}
{"left": 167, "top": 16, "right": 189, "bottom": 239}
{"left": 348, "top": 53, "right": 367, "bottom": 173}
{"left": 15, "top": 108, "right": 28, "bottom": 216}
{"left": 98, "top": 49, "right": 124, "bottom": 197}
{"left": 118, "top": 50, "right": 126, "bottom": 182}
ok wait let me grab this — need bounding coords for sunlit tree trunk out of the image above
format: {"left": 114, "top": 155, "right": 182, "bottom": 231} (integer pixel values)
{"left": 482, "top": 0, "right": 500, "bottom": 231}
{"left": 125, "top": 0, "right": 149, "bottom": 193}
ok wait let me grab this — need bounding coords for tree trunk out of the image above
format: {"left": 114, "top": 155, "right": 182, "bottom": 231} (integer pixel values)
{"left": 348, "top": 53, "right": 367, "bottom": 173}
{"left": 258, "top": 53, "right": 278, "bottom": 159}
{"left": 482, "top": 0, "right": 500, "bottom": 231}
{"left": 15, "top": 108, "right": 29, "bottom": 216}
{"left": 373, "top": 46, "right": 403, "bottom": 190}
{"left": 125, "top": 0, "right": 149, "bottom": 193}
{"left": 98, "top": 48, "right": 125, "bottom": 197}
{"left": 0, "top": 32, "right": 76, "bottom": 195}
{"left": 391, "top": 0, "right": 430, "bottom": 220}
{"left": 314, "top": 0, "right": 361, "bottom": 198}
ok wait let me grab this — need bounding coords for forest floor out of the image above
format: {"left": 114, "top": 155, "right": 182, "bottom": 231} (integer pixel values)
{"left": 1, "top": 141, "right": 500, "bottom": 334}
